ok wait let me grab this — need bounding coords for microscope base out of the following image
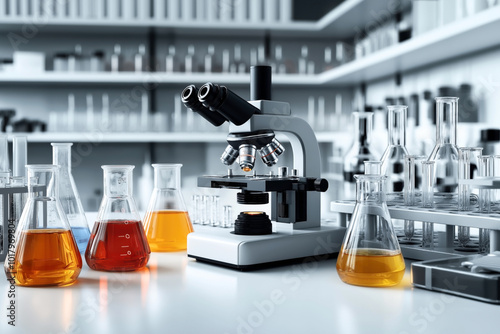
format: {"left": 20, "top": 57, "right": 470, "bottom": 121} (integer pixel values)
{"left": 187, "top": 224, "right": 346, "bottom": 270}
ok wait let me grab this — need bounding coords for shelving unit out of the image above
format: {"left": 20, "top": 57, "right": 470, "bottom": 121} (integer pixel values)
{"left": 6, "top": 131, "right": 349, "bottom": 143}
{"left": 2, "top": 4, "right": 500, "bottom": 87}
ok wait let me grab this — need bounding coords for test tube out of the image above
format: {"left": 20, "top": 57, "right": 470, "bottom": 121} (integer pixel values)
{"left": 479, "top": 155, "right": 492, "bottom": 254}
{"left": 201, "top": 195, "right": 209, "bottom": 225}
{"left": 221, "top": 205, "right": 233, "bottom": 228}
{"left": 0, "top": 135, "right": 9, "bottom": 175}
{"left": 421, "top": 161, "right": 435, "bottom": 248}
{"left": 12, "top": 136, "right": 27, "bottom": 180}
{"left": 191, "top": 194, "right": 200, "bottom": 224}
{"left": 209, "top": 195, "right": 220, "bottom": 227}
{"left": 458, "top": 148, "right": 472, "bottom": 211}
{"left": 403, "top": 155, "right": 424, "bottom": 241}
{"left": 493, "top": 155, "right": 500, "bottom": 208}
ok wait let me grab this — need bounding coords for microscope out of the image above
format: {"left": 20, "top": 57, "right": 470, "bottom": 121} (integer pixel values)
{"left": 182, "top": 66, "right": 346, "bottom": 270}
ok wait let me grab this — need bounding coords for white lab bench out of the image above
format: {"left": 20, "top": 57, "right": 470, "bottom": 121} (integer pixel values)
{"left": 1, "top": 248, "right": 498, "bottom": 334}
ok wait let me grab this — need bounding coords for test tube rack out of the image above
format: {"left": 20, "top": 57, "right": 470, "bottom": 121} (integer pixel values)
{"left": 330, "top": 199, "right": 500, "bottom": 261}
{"left": 0, "top": 185, "right": 44, "bottom": 262}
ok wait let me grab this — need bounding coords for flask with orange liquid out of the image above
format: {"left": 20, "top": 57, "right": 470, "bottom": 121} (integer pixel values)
{"left": 85, "top": 165, "right": 150, "bottom": 271}
{"left": 143, "top": 164, "right": 193, "bottom": 252}
{"left": 336, "top": 174, "right": 405, "bottom": 287}
{"left": 4, "top": 165, "right": 82, "bottom": 287}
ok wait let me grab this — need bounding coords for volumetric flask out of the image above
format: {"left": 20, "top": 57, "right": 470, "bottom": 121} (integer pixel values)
{"left": 85, "top": 165, "right": 150, "bottom": 271}
{"left": 143, "top": 164, "right": 193, "bottom": 252}
{"left": 52, "top": 143, "right": 91, "bottom": 253}
{"left": 336, "top": 174, "right": 405, "bottom": 287}
{"left": 4, "top": 165, "right": 82, "bottom": 286}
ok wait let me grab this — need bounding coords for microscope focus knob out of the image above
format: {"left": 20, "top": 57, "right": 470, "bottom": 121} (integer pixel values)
{"left": 313, "top": 178, "right": 329, "bottom": 192}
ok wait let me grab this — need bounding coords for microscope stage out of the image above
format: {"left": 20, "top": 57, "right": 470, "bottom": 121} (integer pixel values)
{"left": 187, "top": 224, "right": 346, "bottom": 270}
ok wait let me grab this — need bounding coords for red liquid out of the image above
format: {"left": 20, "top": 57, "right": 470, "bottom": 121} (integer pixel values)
{"left": 85, "top": 220, "right": 150, "bottom": 272}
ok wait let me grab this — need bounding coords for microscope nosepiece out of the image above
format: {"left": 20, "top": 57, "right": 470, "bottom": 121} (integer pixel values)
{"left": 238, "top": 144, "right": 257, "bottom": 172}
{"left": 259, "top": 138, "right": 285, "bottom": 166}
{"left": 220, "top": 145, "right": 239, "bottom": 166}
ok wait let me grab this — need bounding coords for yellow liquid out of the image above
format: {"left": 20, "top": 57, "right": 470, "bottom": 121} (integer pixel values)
{"left": 7, "top": 229, "right": 82, "bottom": 287}
{"left": 336, "top": 248, "right": 405, "bottom": 287}
{"left": 144, "top": 210, "right": 194, "bottom": 252}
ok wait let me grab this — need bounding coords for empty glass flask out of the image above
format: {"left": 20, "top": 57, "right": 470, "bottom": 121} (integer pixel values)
{"left": 143, "top": 164, "right": 194, "bottom": 252}
{"left": 336, "top": 174, "right": 405, "bottom": 287}
{"left": 52, "top": 143, "right": 91, "bottom": 253}
{"left": 85, "top": 165, "right": 150, "bottom": 271}
{"left": 4, "top": 165, "right": 82, "bottom": 287}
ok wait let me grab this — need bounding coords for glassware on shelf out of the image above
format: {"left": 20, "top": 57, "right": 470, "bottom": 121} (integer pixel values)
{"left": 402, "top": 155, "right": 425, "bottom": 243}
{"left": 135, "top": 44, "right": 146, "bottom": 72}
{"left": 380, "top": 105, "right": 410, "bottom": 200}
{"left": 85, "top": 165, "right": 150, "bottom": 271}
{"left": 4, "top": 165, "right": 82, "bottom": 286}
{"left": 336, "top": 174, "right": 405, "bottom": 287}
{"left": 143, "top": 164, "right": 193, "bottom": 252}
{"left": 343, "top": 112, "right": 378, "bottom": 199}
{"left": 111, "top": 44, "right": 121, "bottom": 72}
{"left": 51, "top": 143, "right": 91, "bottom": 253}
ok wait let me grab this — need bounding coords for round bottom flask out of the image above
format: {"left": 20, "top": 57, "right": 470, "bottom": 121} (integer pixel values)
{"left": 336, "top": 174, "right": 405, "bottom": 287}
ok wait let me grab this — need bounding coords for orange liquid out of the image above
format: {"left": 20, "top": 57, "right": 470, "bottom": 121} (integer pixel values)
{"left": 143, "top": 210, "right": 194, "bottom": 252}
{"left": 6, "top": 229, "right": 82, "bottom": 287}
{"left": 336, "top": 248, "right": 405, "bottom": 287}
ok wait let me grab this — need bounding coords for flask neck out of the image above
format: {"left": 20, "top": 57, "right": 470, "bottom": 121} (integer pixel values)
{"left": 387, "top": 106, "right": 406, "bottom": 147}
{"left": 435, "top": 98, "right": 458, "bottom": 145}
{"left": 355, "top": 175, "right": 386, "bottom": 204}
{"left": 52, "top": 143, "right": 72, "bottom": 171}
{"left": 153, "top": 164, "right": 182, "bottom": 189}
{"left": 102, "top": 166, "right": 134, "bottom": 198}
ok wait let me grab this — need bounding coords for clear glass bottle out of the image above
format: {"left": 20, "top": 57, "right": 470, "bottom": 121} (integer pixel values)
{"left": 143, "top": 164, "right": 194, "bottom": 252}
{"left": 5, "top": 165, "right": 82, "bottom": 286}
{"left": 52, "top": 143, "right": 91, "bottom": 253}
{"left": 336, "top": 174, "right": 405, "bottom": 287}
{"left": 85, "top": 165, "right": 150, "bottom": 271}
{"left": 343, "top": 112, "right": 378, "bottom": 199}
{"left": 380, "top": 105, "right": 410, "bottom": 197}
{"left": 427, "top": 97, "right": 460, "bottom": 194}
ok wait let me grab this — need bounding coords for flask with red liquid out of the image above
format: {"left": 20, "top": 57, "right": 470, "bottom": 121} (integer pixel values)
{"left": 85, "top": 165, "right": 150, "bottom": 271}
{"left": 143, "top": 164, "right": 194, "bottom": 252}
{"left": 4, "top": 165, "right": 82, "bottom": 287}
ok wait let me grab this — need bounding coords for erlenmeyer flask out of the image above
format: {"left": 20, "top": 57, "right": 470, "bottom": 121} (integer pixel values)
{"left": 428, "top": 97, "right": 459, "bottom": 193}
{"left": 343, "top": 112, "right": 378, "bottom": 199}
{"left": 143, "top": 164, "right": 193, "bottom": 252}
{"left": 52, "top": 143, "right": 91, "bottom": 253}
{"left": 4, "top": 165, "right": 82, "bottom": 286}
{"left": 380, "top": 105, "right": 410, "bottom": 196}
{"left": 85, "top": 165, "right": 150, "bottom": 271}
{"left": 336, "top": 174, "right": 405, "bottom": 287}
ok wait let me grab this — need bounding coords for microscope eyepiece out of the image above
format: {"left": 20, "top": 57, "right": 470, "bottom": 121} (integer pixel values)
{"left": 198, "top": 82, "right": 259, "bottom": 126}
{"left": 181, "top": 85, "right": 226, "bottom": 127}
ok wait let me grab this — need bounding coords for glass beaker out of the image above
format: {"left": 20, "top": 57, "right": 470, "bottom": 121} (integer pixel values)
{"left": 427, "top": 97, "right": 460, "bottom": 193}
{"left": 336, "top": 174, "right": 405, "bottom": 287}
{"left": 4, "top": 165, "right": 82, "bottom": 287}
{"left": 380, "top": 105, "right": 410, "bottom": 196}
{"left": 143, "top": 164, "right": 193, "bottom": 252}
{"left": 52, "top": 143, "right": 91, "bottom": 253}
{"left": 85, "top": 165, "right": 150, "bottom": 271}
{"left": 343, "top": 112, "right": 378, "bottom": 199}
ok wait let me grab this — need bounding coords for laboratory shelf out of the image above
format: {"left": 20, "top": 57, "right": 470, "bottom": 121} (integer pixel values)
{"left": 319, "top": 5, "right": 500, "bottom": 85}
{"left": 0, "top": 72, "right": 320, "bottom": 86}
{"left": 10, "top": 131, "right": 347, "bottom": 143}
{"left": 0, "top": 0, "right": 389, "bottom": 38}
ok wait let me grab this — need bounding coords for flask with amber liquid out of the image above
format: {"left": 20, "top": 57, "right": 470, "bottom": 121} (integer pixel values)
{"left": 336, "top": 174, "right": 405, "bottom": 287}
{"left": 143, "top": 164, "right": 193, "bottom": 252}
{"left": 4, "top": 165, "right": 82, "bottom": 287}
